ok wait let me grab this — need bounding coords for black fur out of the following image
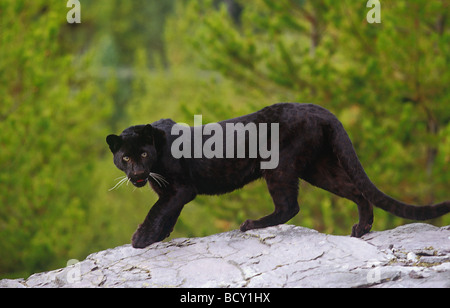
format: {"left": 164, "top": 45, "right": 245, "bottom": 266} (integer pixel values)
{"left": 106, "top": 103, "right": 450, "bottom": 248}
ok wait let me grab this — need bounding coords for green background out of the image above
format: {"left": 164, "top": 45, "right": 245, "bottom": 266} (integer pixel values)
{"left": 1, "top": 0, "right": 449, "bottom": 278}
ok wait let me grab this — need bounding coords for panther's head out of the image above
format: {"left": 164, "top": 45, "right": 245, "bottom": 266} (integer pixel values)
{"left": 106, "top": 124, "right": 162, "bottom": 188}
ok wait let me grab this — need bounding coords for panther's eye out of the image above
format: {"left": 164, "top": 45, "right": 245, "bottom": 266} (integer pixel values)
{"left": 141, "top": 152, "right": 148, "bottom": 158}
{"left": 123, "top": 156, "right": 130, "bottom": 162}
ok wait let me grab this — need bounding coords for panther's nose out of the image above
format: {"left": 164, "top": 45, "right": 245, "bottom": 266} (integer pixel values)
{"left": 130, "top": 170, "right": 148, "bottom": 187}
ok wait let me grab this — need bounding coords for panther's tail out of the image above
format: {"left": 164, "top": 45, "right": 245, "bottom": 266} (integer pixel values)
{"left": 330, "top": 119, "right": 450, "bottom": 220}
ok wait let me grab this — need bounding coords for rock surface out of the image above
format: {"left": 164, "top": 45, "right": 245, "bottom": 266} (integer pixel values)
{"left": 1, "top": 223, "right": 449, "bottom": 288}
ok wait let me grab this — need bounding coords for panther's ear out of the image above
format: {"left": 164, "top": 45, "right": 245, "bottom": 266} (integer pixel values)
{"left": 139, "top": 124, "right": 154, "bottom": 144}
{"left": 142, "top": 124, "right": 154, "bottom": 138}
{"left": 106, "top": 134, "right": 122, "bottom": 153}
{"left": 142, "top": 124, "right": 165, "bottom": 149}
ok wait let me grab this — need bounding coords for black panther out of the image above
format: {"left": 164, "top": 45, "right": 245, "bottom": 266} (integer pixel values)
{"left": 106, "top": 103, "right": 450, "bottom": 248}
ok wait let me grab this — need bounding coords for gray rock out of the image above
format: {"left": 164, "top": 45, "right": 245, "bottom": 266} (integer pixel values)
{"left": 1, "top": 223, "right": 449, "bottom": 288}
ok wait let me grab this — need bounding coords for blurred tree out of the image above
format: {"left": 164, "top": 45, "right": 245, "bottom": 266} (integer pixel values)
{"left": 0, "top": 0, "right": 113, "bottom": 276}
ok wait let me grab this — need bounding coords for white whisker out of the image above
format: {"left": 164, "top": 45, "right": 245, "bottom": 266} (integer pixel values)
{"left": 108, "top": 176, "right": 129, "bottom": 191}
{"left": 149, "top": 172, "right": 169, "bottom": 187}
{"left": 153, "top": 174, "right": 169, "bottom": 185}
{"left": 152, "top": 172, "right": 169, "bottom": 184}
{"left": 149, "top": 174, "right": 162, "bottom": 187}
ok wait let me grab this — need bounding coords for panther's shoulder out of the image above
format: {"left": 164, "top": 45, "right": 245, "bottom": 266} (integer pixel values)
{"left": 152, "top": 118, "right": 177, "bottom": 129}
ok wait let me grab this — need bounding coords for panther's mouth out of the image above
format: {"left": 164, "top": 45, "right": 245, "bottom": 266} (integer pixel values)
{"left": 132, "top": 178, "right": 148, "bottom": 187}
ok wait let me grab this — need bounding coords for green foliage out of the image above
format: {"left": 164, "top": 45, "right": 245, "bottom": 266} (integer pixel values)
{"left": 1, "top": 0, "right": 449, "bottom": 278}
{"left": 0, "top": 0, "right": 114, "bottom": 276}
{"left": 170, "top": 0, "right": 450, "bottom": 233}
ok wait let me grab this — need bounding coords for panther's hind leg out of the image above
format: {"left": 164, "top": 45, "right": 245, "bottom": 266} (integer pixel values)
{"left": 351, "top": 196, "right": 373, "bottom": 237}
{"left": 302, "top": 153, "right": 373, "bottom": 237}
{"left": 240, "top": 170, "right": 300, "bottom": 232}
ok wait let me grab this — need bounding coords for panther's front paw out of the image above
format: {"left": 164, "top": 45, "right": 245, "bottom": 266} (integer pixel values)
{"left": 240, "top": 219, "right": 255, "bottom": 232}
{"left": 131, "top": 225, "right": 156, "bottom": 249}
{"left": 131, "top": 224, "right": 171, "bottom": 248}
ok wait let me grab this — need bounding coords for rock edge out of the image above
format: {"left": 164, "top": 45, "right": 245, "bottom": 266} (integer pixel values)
{"left": 1, "top": 223, "right": 449, "bottom": 288}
